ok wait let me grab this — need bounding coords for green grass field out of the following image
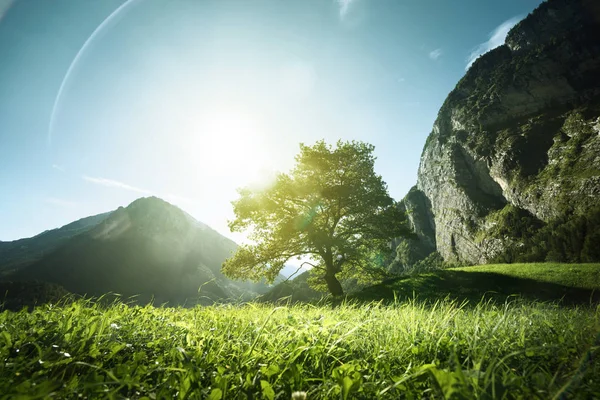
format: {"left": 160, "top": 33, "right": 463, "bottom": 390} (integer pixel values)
{"left": 355, "top": 263, "right": 600, "bottom": 305}
{"left": 1, "top": 263, "right": 599, "bottom": 399}
{"left": 454, "top": 263, "right": 600, "bottom": 290}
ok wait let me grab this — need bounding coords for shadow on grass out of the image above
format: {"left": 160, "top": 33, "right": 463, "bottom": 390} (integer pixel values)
{"left": 351, "top": 270, "right": 600, "bottom": 306}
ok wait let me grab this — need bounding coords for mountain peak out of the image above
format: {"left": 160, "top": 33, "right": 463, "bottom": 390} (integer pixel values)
{"left": 127, "top": 196, "right": 171, "bottom": 208}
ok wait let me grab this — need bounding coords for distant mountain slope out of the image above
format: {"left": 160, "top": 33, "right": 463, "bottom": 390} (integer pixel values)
{"left": 6, "top": 197, "right": 272, "bottom": 305}
{"left": 258, "top": 271, "right": 325, "bottom": 303}
{"left": 0, "top": 281, "right": 74, "bottom": 311}
{"left": 0, "top": 212, "right": 111, "bottom": 274}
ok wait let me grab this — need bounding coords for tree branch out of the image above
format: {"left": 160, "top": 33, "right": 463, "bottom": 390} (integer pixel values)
{"left": 301, "top": 261, "right": 325, "bottom": 271}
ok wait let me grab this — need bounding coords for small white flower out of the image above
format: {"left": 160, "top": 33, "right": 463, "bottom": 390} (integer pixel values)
{"left": 110, "top": 323, "right": 121, "bottom": 329}
{"left": 63, "top": 352, "right": 71, "bottom": 358}
{"left": 291, "top": 391, "right": 307, "bottom": 400}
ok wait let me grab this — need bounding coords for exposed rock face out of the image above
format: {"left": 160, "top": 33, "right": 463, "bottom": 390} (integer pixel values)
{"left": 412, "top": 0, "right": 600, "bottom": 264}
{"left": 390, "top": 187, "right": 436, "bottom": 272}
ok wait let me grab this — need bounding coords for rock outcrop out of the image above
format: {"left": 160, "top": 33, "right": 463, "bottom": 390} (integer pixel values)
{"left": 401, "top": 0, "right": 600, "bottom": 265}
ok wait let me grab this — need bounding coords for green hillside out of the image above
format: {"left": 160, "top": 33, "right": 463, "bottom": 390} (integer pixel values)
{"left": 355, "top": 263, "right": 600, "bottom": 305}
{"left": 453, "top": 263, "right": 600, "bottom": 290}
{"left": 0, "top": 212, "right": 111, "bottom": 275}
{"left": 5, "top": 197, "right": 275, "bottom": 305}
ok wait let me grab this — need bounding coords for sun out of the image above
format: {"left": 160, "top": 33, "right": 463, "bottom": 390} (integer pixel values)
{"left": 183, "top": 109, "right": 271, "bottom": 186}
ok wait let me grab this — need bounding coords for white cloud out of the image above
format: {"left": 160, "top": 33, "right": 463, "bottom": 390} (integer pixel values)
{"left": 45, "top": 197, "right": 78, "bottom": 207}
{"left": 466, "top": 15, "right": 523, "bottom": 70}
{"left": 429, "top": 48, "right": 443, "bottom": 61}
{"left": 82, "top": 175, "right": 151, "bottom": 194}
{"left": 52, "top": 164, "right": 65, "bottom": 172}
{"left": 336, "top": 0, "right": 354, "bottom": 19}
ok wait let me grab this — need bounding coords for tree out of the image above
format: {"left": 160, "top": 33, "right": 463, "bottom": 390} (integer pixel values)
{"left": 222, "top": 140, "right": 413, "bottom": 296}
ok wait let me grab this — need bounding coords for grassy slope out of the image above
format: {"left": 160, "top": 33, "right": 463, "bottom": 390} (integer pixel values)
{"left": 453, "top": 263, "right": 600, "bottom": 289}
{"left": 2, "top": 263, "right": 600, "bottom": 398}
{"left": 1, "top": 298, "right": 599, "bottom": 399}
{"left": 354, "top": 263, "right": 600, "bottom": 305}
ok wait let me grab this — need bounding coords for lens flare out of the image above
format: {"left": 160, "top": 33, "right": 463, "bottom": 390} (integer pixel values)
{"left": 47, "top": 0, "right": 145, "bottom": 147}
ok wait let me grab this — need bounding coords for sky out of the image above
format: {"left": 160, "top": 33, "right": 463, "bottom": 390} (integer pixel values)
{"left": 0, "top": 0, "right": 543, "bottom": 242}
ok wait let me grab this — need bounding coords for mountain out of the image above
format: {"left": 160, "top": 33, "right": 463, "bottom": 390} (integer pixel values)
{"left": 0, "top": 212, "right": 111, "bottom": 275}
{"left": 395, "top": 0, "right": 600, "bottom": 268}
{"left": 0, "top": 281, "right": 74, "bottom": 311}
{"left": 3, "top": 197, "right": 273, "bottom": 305}
{"left": 258, "top": 271, "right": 325, "bottom": 303}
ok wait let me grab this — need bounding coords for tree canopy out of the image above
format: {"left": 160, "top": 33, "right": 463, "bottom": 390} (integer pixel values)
{"left": 222, "top": 140, "right": 413, "bottom": 296}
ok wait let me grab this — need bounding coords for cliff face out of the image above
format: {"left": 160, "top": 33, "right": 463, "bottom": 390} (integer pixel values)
{"left": 409, "top": 0, "right": 600, "bottom": 265}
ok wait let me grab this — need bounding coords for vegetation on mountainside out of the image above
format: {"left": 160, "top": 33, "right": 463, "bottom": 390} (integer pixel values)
{"left": 531, "top": 110, "right": 600, "bottom": 206}
{"left": 476, "top": 205, "right": 600, "bottom": 264}
{"left": 415, "top": 0, "right": 600, "bottom": 267}
{"left": 0, "top": 281, "right": 74, "bottom": 311}
{"left": 391, "top": 250, "right": 458, "bottom": 276}
{"left": 1, "top": 295, "right": 599, "bottom": 399}
{"left": 4, "top": 198, "right": 274, "bottom": 307}
{"left": 223, "top": 140, "right": 412, "bottom": 296}
{"left": 0, "top": 212, "right": 111, "bottom": 274}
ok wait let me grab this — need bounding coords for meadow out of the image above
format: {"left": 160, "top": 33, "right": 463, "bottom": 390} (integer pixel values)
{"left": 1, "top": 264, "right": 599, "bottom": 399}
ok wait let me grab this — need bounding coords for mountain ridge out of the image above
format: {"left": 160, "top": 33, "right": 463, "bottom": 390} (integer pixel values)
{"left": 2, "top": 197, "right": 274, "bottom": 305}
{"left": 394, "top": 0, "right": 600, "bottom": 268}
{"left": 0, "top": 212, "right": 112, "bottom": 274}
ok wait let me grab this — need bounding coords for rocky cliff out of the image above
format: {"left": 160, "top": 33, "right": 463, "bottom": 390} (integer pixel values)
{"left": 398, "top": 0, "right": 600, "bottom": 267}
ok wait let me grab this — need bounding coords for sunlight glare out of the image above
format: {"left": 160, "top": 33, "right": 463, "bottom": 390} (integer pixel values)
{"left": 183, "top": 109, "right": 272, "bottom": 187}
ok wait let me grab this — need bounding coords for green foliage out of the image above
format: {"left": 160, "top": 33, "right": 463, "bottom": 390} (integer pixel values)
{"left": 391, "top": 250, "right": 460, "bottom": 276}
{"left": 410, "top": 252, "right": 460, "bottom": 273}
{"left": 487, "top": 206, "right": 600, "bottom": 264}
{"left": 0, "top": 281, "right": 74, "bottom": 311}
{"left": 542, "top": 111, "right": 597, "bottom": 178}
{"left": 533, "top": 206, "right": 600, "bottom": 263}
{"left": 1, "top": 293, "right": 599, "bottom": 398}
{"left": 562, "top": 111, "right": 593, "bottom": 138}
{"left": 476, "top": 205, "right": 543, "bottom": 244}
{"left": 223, "top": 140, "right": 413, "bottom": 296}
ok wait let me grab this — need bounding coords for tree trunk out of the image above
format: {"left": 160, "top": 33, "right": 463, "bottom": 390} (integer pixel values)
{"left": 324, "top": 272, "right": 344, "bottom": 297}
{"left": 323, "top": 249, "right": 344, "bottom": 296}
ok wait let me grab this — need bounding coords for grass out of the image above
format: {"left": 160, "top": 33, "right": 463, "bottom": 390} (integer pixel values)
{"left": 453, "top": 263, "right": 600, "bottom": 290}
{"left": 355, "top": 263, "right": 600, "bottom": 305}
{"left": 1, "top": 263, "right": 600, "bottom": 399}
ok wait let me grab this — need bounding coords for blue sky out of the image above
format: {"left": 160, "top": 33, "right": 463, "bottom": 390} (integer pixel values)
{"left": 0, "top": 0, "right": 542, "bottom": 242}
